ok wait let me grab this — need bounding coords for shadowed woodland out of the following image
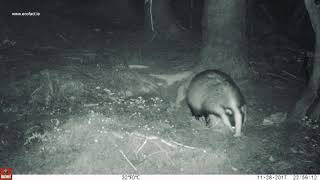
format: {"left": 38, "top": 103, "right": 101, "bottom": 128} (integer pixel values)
{"left": 0, "top": 0, "right": 320, "bottom": 174}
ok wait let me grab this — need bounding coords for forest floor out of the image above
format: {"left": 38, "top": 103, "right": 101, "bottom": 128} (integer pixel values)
{"left": 0, "top": 14, "right": 320, "bottom": 174}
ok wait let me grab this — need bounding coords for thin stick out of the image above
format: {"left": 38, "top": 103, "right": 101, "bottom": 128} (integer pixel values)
{"left": 170, "top": 140, "right": 207, "bottom": 153}
{"left": 151, "top": 141, "right": 175, "bottom": 166}
{"left": 160, "top": 139, "right": 177, "bottom": 148}
{"left": 57, "top": 33, "right": 71, "bottom": 44}
{"left": 83, "top": 103, "right": 99, "bottom": 107}
{"left": 266, "top": 72, "right": 289, "bottom": 81}
{"left": 146, "top": 150, "right": 166, "bottom": 158}
{"left": 281, "top": 70, "right": 305, "bottom": 83}
{"left": 119, "top": 150, "right": 137, "bottom": 171}
{"left": 281, "top": 70, "right": 297, "bottom": 78}
{"left": 132, "top": 132, "right": 177, "bottom": 148}
{"left": 136, "top": 138, "right": 148, "bottom": 155}
{"left": 31, "top": 86, "right": 41, "bottom": 97}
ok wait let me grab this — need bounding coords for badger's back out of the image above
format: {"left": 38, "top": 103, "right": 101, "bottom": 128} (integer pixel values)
{"left": 186, "top": 70, "right": 244, "bottom": 117}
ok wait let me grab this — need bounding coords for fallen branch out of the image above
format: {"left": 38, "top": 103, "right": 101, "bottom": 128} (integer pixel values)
{"left": 266, "top": 72, "right": 290, "bottom": 81}
{"left": 83, "top": 103, "right": 99, "bottom": 107}
{"left": 151, "top": 141, "right": 175, "bottom": 166}
{"left": 170, "top": 140, "right": 207, "bottom": 153}
{"left": 56, "top": 33, "right": 72, "bottom": 45}
{"left": 281, "top": 70, "right": 305, "bottom": 83}
{"left": 146, "top": 150, "right": 166, "bottom": 159}
{"left": 132, "top": 132, "right": 177, "bottom": 148}
{"left": 129, "top": 132, "right": 209, "bottom": 168}
{"left": 31, "top": 86, "right": 41, "bottom": 97}
{"left": 132, "top": 132, "right": 207, "bottom": 153}
{"left": 135, "top": 138, "right": 148, "bottom": 156}
{"left": 119, "top": 150, "right": 137, "bottom": 171}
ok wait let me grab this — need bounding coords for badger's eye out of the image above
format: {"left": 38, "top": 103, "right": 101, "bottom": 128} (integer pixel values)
{"left": 224, "top": 108, "right": 233, "bottom": 115}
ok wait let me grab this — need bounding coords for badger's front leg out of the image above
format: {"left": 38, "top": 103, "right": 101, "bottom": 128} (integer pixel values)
{"left": 218, "top": 109, "right": 234, "bottom": 133}
{"left": 233, "top": 107, "right": 243, "bottom": 137}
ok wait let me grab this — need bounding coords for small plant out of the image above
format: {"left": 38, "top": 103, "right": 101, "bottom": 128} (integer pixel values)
{"left": 302, "top": 116, "right": 320, "bottom": 130}
{"left": 24, "top": 132, "right": 48, "bottom": 146}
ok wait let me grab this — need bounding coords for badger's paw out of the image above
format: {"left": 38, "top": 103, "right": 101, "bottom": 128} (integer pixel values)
{"left": 233, "top": 132, "right": 242, "bottom": 137}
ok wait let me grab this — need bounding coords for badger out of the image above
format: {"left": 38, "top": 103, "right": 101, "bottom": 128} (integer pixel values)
{"left": 186, "top": 69, "right": 246, "bottom": 137}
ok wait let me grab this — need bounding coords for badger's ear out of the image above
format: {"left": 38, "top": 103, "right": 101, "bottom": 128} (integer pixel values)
{"left": 224, "top": 108, "right": 233, "bottom": 116}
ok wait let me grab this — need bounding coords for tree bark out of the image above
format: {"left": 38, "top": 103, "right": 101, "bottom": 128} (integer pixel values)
{"left": 201, "top": 0, "right": 247, "bottom": 78}
{"left": 288, "top": 0, "right": 320, "bottom": 123}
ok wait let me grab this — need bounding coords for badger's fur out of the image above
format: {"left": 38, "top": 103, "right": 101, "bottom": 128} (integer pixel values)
{"left": 186, "top": 69, "right": 246, "bottom": 137}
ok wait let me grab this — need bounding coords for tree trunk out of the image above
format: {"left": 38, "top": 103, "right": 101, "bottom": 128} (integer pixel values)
{"left": 288, "top": 0, "right": 320, "bottom": 123}
{"left": 144, "top": 0, "right": 179, "bottom": 40}
{"left": 201, "top": 0, "right": 248, "bottom": 78}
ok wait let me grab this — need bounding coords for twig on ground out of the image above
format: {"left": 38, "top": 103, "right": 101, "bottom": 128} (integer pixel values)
{"left": 83, "top": 103, "right": 99, "bottom": 107}
{"left": 135, "top": 138, "right": 148, "bottom": 156}
{"left": 57, "top": 33, "right": 72, "bottom": 45}
{"left": 151, "top": 141, "right": 175, "bottom": 166}
{"left": 160, "top": 139, "right": 177, "bottom": 148}
{"left": 136, "top": 150, "right": 167, "bottom": 169}
{"left": 31, "top": 86, "right": 41, "bottom": 97}
{"left": 132, "top": 132, "right": 207, "bottom": 152}
{"left": 132, "top": 133, "right": 175, "bottom": 165}
{"left": 119, "top": 149, "right": 137, "bottom": 171}
{"left": 146, "top": 150, "right": 166, "bottom": 159}
{"left": 132, "top": 132, "right": 177, "bottom": 148}
{"left": 281, "top": 70, "right": 305, "bottom": 83}
{"left": 131, "top": 132, "right": 207, "bottom": 166}
{"left": 169, "top": 140, "right": 207, "bottom": 153}
{"left": 266, "top": 72, "right": 290, "bottom": 81}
